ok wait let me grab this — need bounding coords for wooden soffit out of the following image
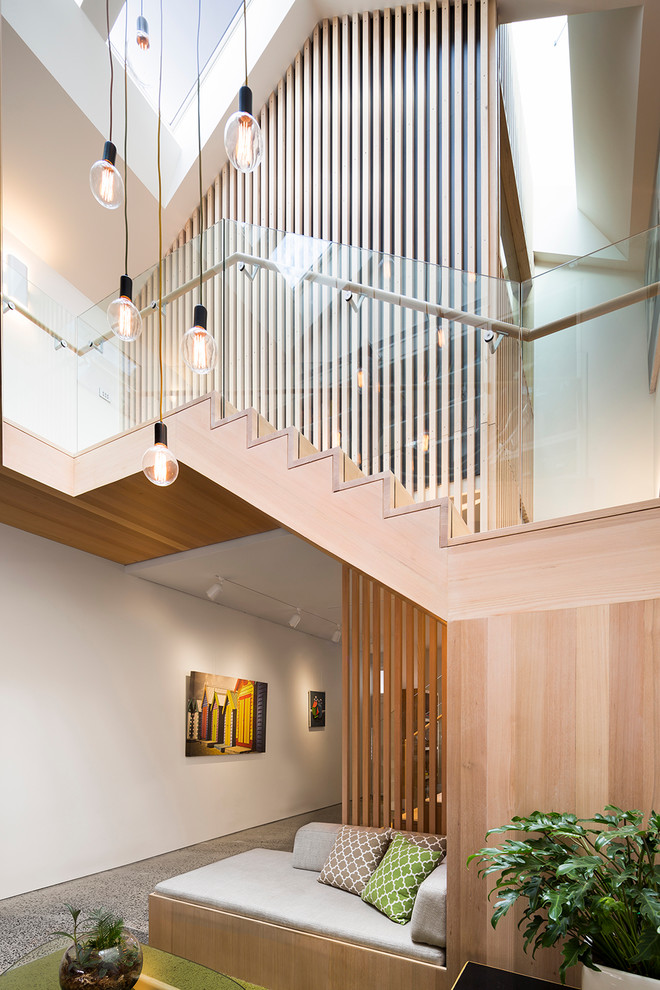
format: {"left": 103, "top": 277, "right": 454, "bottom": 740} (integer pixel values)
{"left": 0, "top": 462, "right": 278, "bottom": 565}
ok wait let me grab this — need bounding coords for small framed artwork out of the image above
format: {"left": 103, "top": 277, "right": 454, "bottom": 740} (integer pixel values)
{"left": 308, "top": 690, "right": 326, "bottom": 729}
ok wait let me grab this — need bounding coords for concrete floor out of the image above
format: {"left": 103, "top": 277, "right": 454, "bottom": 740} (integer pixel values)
{"left": 0, "top": 804, "right": 342, "bottom": 971}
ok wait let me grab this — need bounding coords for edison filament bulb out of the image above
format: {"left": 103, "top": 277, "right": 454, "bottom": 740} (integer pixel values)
{"left": 136, "top": 14, "right": 150, "bottom": 50}
{"left": 142, "top": 422, "right": 179, "bottom": 487}
{"left": 90, "top": 141, "right": 124, "bottom": 209}
{"left": 107, "top": 276, "right": 142, "bottom": 342}
{"left": 224, "top": 87, "right": 264, "bottom": 174}
{"left": 181, "top": 304, "right": 217, "bottom": 374}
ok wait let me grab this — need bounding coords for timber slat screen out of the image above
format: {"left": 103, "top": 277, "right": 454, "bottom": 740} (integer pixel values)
{"left": 342, "top": 566, "right": 446, "bottom": 835}
{"left": 125, "top": 1, "right": 516, "bottom": 533}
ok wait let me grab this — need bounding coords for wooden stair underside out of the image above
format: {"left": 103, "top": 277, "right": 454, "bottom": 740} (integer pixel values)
{"left": 3, "top": 395, "right": 451, "bottom": 616}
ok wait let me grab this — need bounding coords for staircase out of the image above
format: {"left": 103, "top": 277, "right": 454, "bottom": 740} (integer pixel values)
{"left": 173, "top": 397, "right": 453, "bottom": 618}
{"left": 20, "top": 393, "right": 457, "bottom": 617}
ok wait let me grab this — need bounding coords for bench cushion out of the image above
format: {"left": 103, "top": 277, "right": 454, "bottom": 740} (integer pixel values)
{"left": 154, "top": 848, "right": 445, "bottom": 966}
{"left": 292, "top": 822, "right": 341, "bottom": 871}
{"left": 411, "top": 860, "right": 447, "bottom": 948}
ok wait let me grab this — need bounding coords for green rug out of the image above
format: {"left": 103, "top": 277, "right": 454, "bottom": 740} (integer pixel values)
{"left": 0, "top": 945, "right": 267, "bottom": 990}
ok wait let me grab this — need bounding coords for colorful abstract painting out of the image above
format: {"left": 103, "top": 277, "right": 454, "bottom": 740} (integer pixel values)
{"left": 308, "top": 690, "right": 326, "bottom": 729}
{"left": 186, "top": 670, "right": 268, "bottom": 757}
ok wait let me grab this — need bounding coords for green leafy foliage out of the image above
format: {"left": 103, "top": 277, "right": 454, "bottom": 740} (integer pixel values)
{"left": 51, "top": 904, "right": 130, "bottom": 965}
{"left": 467, "top": 807, "right": 660, "bottom": 984}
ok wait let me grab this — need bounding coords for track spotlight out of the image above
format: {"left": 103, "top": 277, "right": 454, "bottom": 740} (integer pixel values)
{"left": 331, "top": 627, "right": 341, "bottom": 643}
{"left": 289, "top": 609, "right": 302, "bottom": 629}
{"left": 206, "top": 578, "right": 224, "bottom": 601}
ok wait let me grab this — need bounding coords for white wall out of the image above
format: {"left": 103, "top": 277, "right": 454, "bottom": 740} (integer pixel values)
{"left": 528, "top": 265, "right": 657, "bottom": 520}
{"left": 0, "top": 523, "right": 342, "bottom": 900}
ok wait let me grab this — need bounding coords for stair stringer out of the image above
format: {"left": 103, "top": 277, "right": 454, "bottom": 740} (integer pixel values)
{"left": 173, "top": 397, "right": 449, "bottom": 618}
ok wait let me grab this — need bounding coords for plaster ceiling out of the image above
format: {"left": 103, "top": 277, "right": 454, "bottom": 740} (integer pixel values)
{"left": 126, "top": 529, "right": 343, "bottom": 642}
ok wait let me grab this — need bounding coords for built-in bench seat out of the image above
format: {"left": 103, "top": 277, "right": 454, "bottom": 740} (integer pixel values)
{"left": 149, "top": 822, "right": 448, "bottom": 990}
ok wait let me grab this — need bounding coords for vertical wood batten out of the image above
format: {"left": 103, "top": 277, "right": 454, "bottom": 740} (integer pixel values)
{"left": 383, "top": 590, "right": 392, "bottom": 828}
{"left": 342, "top": 564, "right": 350, "bottom": 824}
{"left": 350, "top": 569, "right": 360, "bottom": 825}
{"left": 342, "top": 569, "right": 446, "bottom": 833}
{"left": 161, "top": 2, "right": 494, "bottom": 527}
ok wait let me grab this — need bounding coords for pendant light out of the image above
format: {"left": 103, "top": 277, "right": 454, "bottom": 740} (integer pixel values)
{"left": 108, "top": 7, "right": 142, "bottom": 342}
{"left": 143, "top": 0, "right": 178, "bottom": 488}
{"left": 90, "top": 0, "right": 124, "bottom": 209}
{"left": 142, "top": 420, "right": 178, "bottom": 486}
{"left": 136, "top": 1, "right": 150, "bottom": 50}
{"left": 224, "top": 0, "right": 264, "bottom": 173}
{"left": 181, "top": 0, "right": 217, "bottom": 374}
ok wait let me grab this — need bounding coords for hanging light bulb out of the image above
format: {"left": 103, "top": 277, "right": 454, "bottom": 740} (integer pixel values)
{"left": 142, "top": 422, "right": 179, "bottom": 487}
{"left": 90, "top": 140, "right": 124, "bottom": 209}
{"left": 136, "top": 14, "right": 150, "bottom": 50}
{"left": 181, "top": 304, "right": 217, "bottom": 374}
{"left": 107, "top": 275, "right": 143, "bottom": 341}
{"left": 224, "top": 86, "right": 264, "bottom": 173}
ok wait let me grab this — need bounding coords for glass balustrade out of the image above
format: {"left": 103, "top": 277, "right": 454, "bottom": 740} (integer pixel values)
{"left": 3, "top": 219, "right": 659, "bottom": 534}
{"left": 1, "top": 268, "right": 78, "bottom": 452}
{"left": 521, "top": 225, "right": 660, "bottom": 523}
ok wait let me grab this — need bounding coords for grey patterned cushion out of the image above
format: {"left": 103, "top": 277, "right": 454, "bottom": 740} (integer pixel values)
{"left": 318, "top": 825, "right": 391, "bottom": 895}
{"left": 390, "top": 830, "right": 447, "bottom": 859}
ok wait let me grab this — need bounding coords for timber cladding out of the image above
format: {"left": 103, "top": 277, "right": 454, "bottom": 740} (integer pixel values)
{"left": 342, "top": 565, "right": 447, "bottom": 835}
{"left": 446, "top": 598, "right": 660, "bottom": 986}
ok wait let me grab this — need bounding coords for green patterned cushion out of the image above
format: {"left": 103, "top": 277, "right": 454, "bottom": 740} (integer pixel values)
{"left": 360, "top": 834, "right": 442, "bottom": 924}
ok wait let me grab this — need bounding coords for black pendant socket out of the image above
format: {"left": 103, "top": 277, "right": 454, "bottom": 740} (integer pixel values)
{"left": 120, "top": 274, "right": 133, "bottom": 301}
{"left": 238, "top": 86, "right": 253, "bottom": 116}
{"left": 154, "top": 421, "right": 167, "bottom": 447}
{"left": 194, "top": 304, "right": 208, "bottom": 330}
{"left": 103, "top": 141, "right": 117, "bottom": 166}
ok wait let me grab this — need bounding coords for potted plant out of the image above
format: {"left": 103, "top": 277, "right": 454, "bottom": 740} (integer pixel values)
{"left": 52, "top": 904, "right": 143, "bottom": 990}
{"left": 467, "top": 806, "right": 660, "bottom": 987}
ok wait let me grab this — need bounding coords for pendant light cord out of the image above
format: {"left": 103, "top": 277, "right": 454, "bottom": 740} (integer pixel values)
{"left": 197, "top": 0, "right": 203, "bottom": 301}
{"left": 243, "top": 0, "right": 248, "bottom": 88}
{"left": 123, "top": 5, "right": 129, "bottom": 275}
{"left": 106, "top": 0, "right": 113, "bottom": 142}
{"left": 157, "top": 0, "right": 164, "bottom": 424}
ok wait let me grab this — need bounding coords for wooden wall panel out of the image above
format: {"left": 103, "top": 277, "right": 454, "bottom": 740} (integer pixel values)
{"left": 342, "top": 566, "right": 446, "bottom": 833}
{"left": 446, "top": 597, "right": 660, "bottom": 985}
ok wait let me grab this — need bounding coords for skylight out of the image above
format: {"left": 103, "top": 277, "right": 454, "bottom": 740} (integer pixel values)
{"left": 109, "top": 0, "right": 242, "bottom": 127}
{"left": 508, "top": 16, "right": 577, "bottom": 243}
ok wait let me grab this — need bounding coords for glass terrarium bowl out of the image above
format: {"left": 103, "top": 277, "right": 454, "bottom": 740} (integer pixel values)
{"left": 59, "top": 932, "right": 143, "bottom": 990}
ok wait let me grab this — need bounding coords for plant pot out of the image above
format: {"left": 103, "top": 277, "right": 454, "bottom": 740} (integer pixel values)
{"left": 59, "top": 932, "right": 143, "bottom": 990}
{"left": 583, "top": 965, "right": 660, "bottom": 990}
